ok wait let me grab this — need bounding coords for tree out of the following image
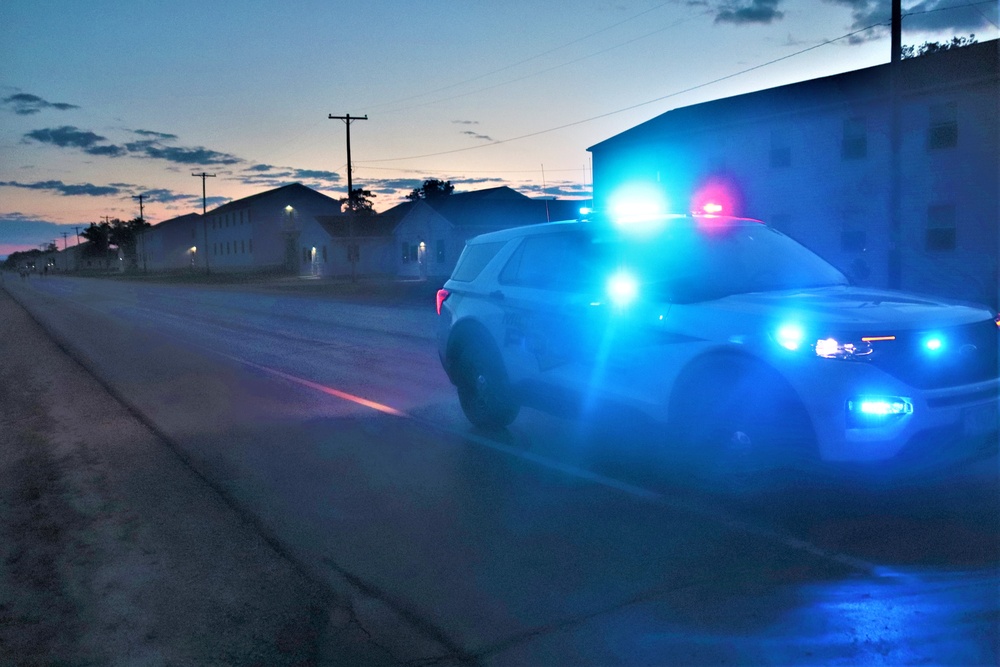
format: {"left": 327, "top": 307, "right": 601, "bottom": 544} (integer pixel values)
{"left": 110, "top": 217, "right": 151, "bottom": 270}
{"left": 80, "top": 221, "right": 112, "bottom": 256}
{"left": 901, "top": 35, "right": 976, "bottom": 59}
{"left": 405, "top": 179, "right": 455, "bottom": 201}
{"left": 340, "top": 188, "right": 376, "bottom": 215}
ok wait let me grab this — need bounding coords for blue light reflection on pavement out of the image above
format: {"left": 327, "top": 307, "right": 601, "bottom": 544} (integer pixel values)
{"left": 762, "top": 569, "right": 998, "bottom": 666}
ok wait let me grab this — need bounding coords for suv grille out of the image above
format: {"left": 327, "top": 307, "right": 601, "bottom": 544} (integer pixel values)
{"left": 869, "top": 320, "right": 999, "bottom": 389}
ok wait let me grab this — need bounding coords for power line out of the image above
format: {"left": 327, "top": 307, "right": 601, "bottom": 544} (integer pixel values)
{"left": 358, "top": 20, "right": 889, "bottom": 165}
{"left": 359, "top": 2, "right": 677, "bottom": 113}
{"left": 372, "top": 10, "right": 713, "bottom": 117}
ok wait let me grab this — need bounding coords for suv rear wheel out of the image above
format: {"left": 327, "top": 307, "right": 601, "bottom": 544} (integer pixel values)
{"left": 453, "top": 338, "right": 520, "bottom": 429}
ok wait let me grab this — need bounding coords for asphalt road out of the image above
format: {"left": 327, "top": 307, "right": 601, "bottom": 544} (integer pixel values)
{"left": 6, "top": 273, "right": 998, "bottom": 666}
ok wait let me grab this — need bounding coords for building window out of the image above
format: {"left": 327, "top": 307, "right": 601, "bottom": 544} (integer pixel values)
{"left": 303, "top": 247, "right": 310, "bottom": 263}
{"left": 841, "top": 117, "right": 867, "bottom": 160}
{"left": 926, "top": 204, "right": 956, "bottom": 251}
{"left": 840, "top": 211, "right": 865, "bottom": 252}
{"left": 436, "top": 240, "right": 446, "bottom": 263}
{"left": 322, "top": 245, "right": 328, "bottom": 262}
{"left": 769, "top": 129, "right": 791, "bottom": 168}
{"left": 401, "top": 242, "right": 410, "bottom": 263}
{"left": 928, "top": 102, "right": 957, "bottom": 150}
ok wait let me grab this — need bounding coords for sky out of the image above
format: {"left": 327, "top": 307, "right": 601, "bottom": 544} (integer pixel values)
{"left": 1, "top": 0, "right": 996, "bottom": 258}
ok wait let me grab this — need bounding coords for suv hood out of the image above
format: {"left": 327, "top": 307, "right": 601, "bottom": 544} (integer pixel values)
{"left": 711, "top": 286, "right": 993, "bottom": 331}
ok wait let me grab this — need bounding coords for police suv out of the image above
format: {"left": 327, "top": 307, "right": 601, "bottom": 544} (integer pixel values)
{"left": 436, "top": 212, "right": 999, "bottom": 468}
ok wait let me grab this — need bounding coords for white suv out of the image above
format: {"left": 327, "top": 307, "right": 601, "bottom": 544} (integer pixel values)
{"left": 436, "top": 214, "right": 999, "bottom": 467}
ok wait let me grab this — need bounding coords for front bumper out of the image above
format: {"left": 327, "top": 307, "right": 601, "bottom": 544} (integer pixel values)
{"left": 804, "top": 370, "right": 999, "bottom": 463}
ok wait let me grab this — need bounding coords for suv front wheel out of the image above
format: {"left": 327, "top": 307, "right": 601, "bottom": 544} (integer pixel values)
{"left": 453, "top": 338, "right": 520, "bottom": 430}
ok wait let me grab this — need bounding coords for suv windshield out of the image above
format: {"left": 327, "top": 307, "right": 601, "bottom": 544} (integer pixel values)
{"left": 600, "top": 222, "right": 849, "bottom": 303}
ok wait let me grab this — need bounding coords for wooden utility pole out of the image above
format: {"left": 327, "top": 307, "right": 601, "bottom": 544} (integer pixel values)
{"left": 192, "top": 173, "right": 216, "bottom": 275}
{"left": 328, "top": 113, "right": 367, "bottom": 197}
{"left": 888, "top": 0, "right": 902, "bottom": 288}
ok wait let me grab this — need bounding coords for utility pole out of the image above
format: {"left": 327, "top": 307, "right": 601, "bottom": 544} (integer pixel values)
{"left": 72, "top": 226, "right": 82, "bottom": 273}
{"left": 61, "top": 231, "right": 68, "bottom": 250}
{"left": 328, "top": 113, "right": 367, "bottom": 197}
{"left": 888, "top": 0, "right": 902, "bottom": 289}
{"left": 192, "top": 173, "right": 216, "bottom": 275}
{"left": 132, "top": 193, "right": 146, "bottom": 221}
{"left": 132, "top": 194, "right": 148, "bottom": 273}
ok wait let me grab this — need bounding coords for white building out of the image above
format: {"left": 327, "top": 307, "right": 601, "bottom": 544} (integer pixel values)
{"left": 588, "top": 40, "right": 999, "bottom": 307}
{"left": 198, "top": 182, "right": 343, "bottom": 275}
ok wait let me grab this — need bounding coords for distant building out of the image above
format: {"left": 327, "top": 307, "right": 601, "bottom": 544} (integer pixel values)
{"left": 588, "top": 40, "right": 999, "bottom": 307}
{"left": 142, "top": 213, "right": 202, "bottom": 272}
{"left": 390, "top": 186, "right": 582, "bottom": 279}
{"left": 198, "top": 182, "right": 344, "bottom": 275}
{"left": 314, "top": 214, "right": 397, "bottom": 279}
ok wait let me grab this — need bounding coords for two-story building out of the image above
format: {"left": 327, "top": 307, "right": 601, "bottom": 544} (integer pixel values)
{"left": 588, "top": 40, "right": 999, "bottom": 307}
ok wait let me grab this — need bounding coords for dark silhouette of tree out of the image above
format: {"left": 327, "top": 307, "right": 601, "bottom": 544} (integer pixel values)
{"left": 110, "top": 217, "right": 151, "bottom": 270}
{"left": 406, "top": 179, "right": 455, "bottom": 201}
{"left": 3, "top": 249, "right": 44, "bottom": 270}
{"left": 902, "top": 35, "right": 976, "bottom": 59}
{"left": 79, "top": 217, "right": 149, "bottom": 267}
{"left": 80, "top": 221, "right": 112, "bottom": 256}
{"left": 340, "top": 188, "right": 376, "bottom": 215}
{"left": 44, "top": 242, "right": 58, "bottom": 253}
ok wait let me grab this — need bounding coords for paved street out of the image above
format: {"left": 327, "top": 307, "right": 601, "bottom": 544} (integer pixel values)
{"left": 3, "top": 274, "right": 998, "bottom": 665}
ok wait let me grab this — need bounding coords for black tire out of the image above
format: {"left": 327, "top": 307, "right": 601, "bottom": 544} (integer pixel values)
{"left": 668, "top": 357, "right": 815, "bottom": 489}
{"left": 453, "top": 338, "right": 520, "bottom": 430}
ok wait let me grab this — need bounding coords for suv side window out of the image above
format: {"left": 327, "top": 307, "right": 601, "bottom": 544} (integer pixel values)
{"left": 499, "top": 232, "right": 594, "bottom": 291}
{"left": 451, "top": 241, "right": 506, "bottom": 282}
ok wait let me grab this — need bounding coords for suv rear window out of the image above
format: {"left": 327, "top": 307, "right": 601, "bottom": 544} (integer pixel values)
{"left": 450, "top": 241, "right": 506, "bottom": 282}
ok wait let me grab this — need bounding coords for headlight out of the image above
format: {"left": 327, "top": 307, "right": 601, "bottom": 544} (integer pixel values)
{"left": 814, "top": 337, "right": 873, "bottom": 360}
{"left": 774, "top": 325, "right": 893, "bottom": 359}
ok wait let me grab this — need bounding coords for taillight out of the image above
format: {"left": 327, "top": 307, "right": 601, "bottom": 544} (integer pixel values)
{"left": 436, "top": 288, "right": 450, "bottom": 315}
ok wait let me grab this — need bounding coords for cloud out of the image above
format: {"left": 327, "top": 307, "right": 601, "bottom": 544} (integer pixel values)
{"left": 460, "top": 130, "right": 495, "bottom": 142}
{"left": 139, "top": 188, "right": 200, "bottom": 204}
{"left": 25, "top": 125, "right": 106, "bottom": 149}
{"left": 133, "top": 129, "right": 179, "bottom": 140}
{"left": 235, "top": 164, "right": 340, "bottom": 190}
{"left": 23, "top": 125, "right": 243, "bottom": 166}
{"left": 714, "top": 0, "right": 784, "bottom": 24}
{"left": 0, "top": 179, "right": 121, "bottom": 197}
{"left": 293, "top": 168, "right": 341, "bottom": 181}
{"left": 2, "top": 93, "right": 80, "bottom": 115}
{"left": 452, "top": 120, "right": 480, "bottom": 125}
{"left": 823, "top": 0, "right": 994, "bottom": 43}
{"left": 136, "top": 144, "right": 242, "bottom": 165}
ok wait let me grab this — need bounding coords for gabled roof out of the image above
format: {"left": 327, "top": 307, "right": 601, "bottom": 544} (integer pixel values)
{"left": 589, "top": 39, "right": 998, "bottom": 152}
{"left": 206, "top": 182, "right": 341, "bottom": 216}
{"left": 150, "top": 212, "right": 201, "bottom": 230}
{"left": 315, "top": 214, "right": 396, "bottom": 238}
{"left": 385, "top": 186, "right": 587, "bottom": 230}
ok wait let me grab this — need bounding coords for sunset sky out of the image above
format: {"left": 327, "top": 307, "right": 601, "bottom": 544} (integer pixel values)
{"left": 2, "top": 0, "right": 996, "bottom": 258}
